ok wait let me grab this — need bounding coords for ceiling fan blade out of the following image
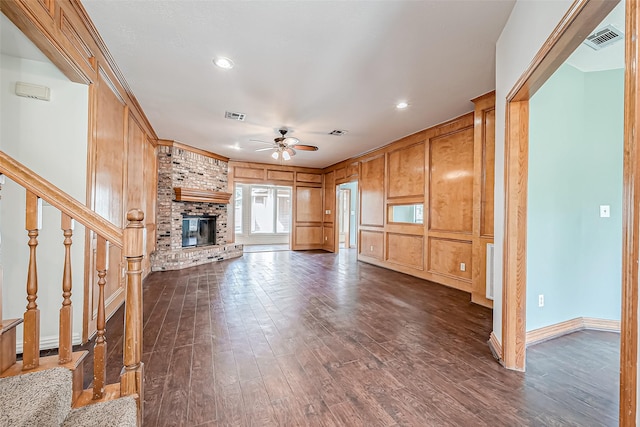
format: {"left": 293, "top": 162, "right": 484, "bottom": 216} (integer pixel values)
{"left": 255, "top": 147, "right": 275, "bottom": 152}
{"left": 294, "top": 145, "right": 319, "bottom": 152}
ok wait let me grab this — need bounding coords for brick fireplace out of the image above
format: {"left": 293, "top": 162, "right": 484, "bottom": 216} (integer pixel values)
{"left": 151, "top": 143, "right": 242, "bottom": 271}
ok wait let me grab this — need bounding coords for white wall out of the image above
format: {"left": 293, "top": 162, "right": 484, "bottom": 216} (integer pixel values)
{"left": 493, "top": 0, "right": 574, "bottom": 344}
{"left": 1, "top": 54, "right": 89, "bottom": 349}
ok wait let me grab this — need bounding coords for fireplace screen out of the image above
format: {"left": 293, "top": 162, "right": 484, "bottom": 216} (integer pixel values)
{"left": 182, "top": 215, "right": 216, "bottom": 247}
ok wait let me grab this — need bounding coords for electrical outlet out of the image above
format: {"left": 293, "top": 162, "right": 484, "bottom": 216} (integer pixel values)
{"left": 370, "top": 245, "right": 374, "bottom": 252}
{"left": 600, "top": 205, "right": 610, "bottom": 218}
{"left": 538, "top": 294, "right": 544, "bottom": 307}
{"left": 460, "top": 263, "right": 466, "bottom": 272}
{"left": 325, "top": 210, "right": 331, "bottom": 215}
{"left": 325, "top": 236, "right": 328, "bottom": 241}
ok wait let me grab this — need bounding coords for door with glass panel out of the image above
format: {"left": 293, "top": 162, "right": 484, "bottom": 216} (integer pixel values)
{"left": 234, "top": 184, "right": 292, "bottom": 246}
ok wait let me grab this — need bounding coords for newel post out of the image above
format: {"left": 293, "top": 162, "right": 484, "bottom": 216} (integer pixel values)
{"left": 120, "top": 209, "right": 144, "bottom": 405}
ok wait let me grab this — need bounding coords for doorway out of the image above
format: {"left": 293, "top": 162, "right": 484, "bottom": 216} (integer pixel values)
{"left": 233, "top": 183, "right": 292, "bottom": 250}
{"left": 337, "top": 182, "right": 358, "bottom": 251}
{"left": 500, "top": 0, "right": 637, "bottom": 423}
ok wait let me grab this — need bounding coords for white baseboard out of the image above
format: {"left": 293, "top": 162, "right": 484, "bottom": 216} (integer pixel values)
{"left": 526, "top": 317, "right": 620, "bottom": 346}
{"left": 15, "top": 333, "right": 82, "bottom": 354}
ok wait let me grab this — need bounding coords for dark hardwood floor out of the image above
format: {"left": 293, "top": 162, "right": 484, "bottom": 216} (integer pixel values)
{"left": 92, "top": 249, "right": 619, "bottom": 426}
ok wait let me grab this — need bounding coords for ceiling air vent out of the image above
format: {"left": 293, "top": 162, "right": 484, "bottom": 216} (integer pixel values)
{"left": 225, "top": 111, "right": 246, "bottom": 121}
{"left": 329, "top": 129, "right": 347, "bottom": 136}
{"left": 583, "top": 25, "right": 624, "bottom": 51}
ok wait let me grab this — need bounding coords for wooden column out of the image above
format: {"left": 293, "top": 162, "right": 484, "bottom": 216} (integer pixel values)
{"left": 120, "top": 210, "right": 145, "bottom": 409}
{"left": 23, "top": 191, "right": 42, "bottom": 370}
{"left": 93, "top": 236, "right": 108, "bottom": 399}
{"left": 59, "top": 213, "right": 74, "bottom": 364}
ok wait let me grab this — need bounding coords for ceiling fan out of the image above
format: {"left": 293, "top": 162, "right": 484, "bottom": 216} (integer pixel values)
{"left": 251, "top": 128, "right": 318, "bottom": 161}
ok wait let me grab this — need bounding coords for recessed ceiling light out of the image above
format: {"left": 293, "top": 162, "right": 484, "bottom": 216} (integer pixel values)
{"left": 396, "top": 101, "right": 409, "bottom": 109}
{"left": 213, "top": 56, "right": 234, "bottom": 69}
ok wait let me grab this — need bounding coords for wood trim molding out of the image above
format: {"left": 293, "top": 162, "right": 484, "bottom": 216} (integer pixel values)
{"left": 501, "top": 0, "right": 633, "bottom": 423}
{"left": 508, "top": 0, "right": 617, "bottom": 102}
{"left": 173, "top": 188, "right": 231, "bottom": 204}
{"left": 488, "top": 331, "right": 503, "bottom": 365}
{"left": 621, "top": 0, "right": 639, "bottom": 423}
{"left": 158, "top": 140, "right": 229, "bottom": 162}
{"left": 501, "top": 0, "right": 619, "bottom": 372}
{"left": 526, "top": 317, "right": 621, "bottom": 346}
{"left": 0, "top": 151, "right": 123, "bottom": 246}
{"left": 502, "top": 100, "right": 529, "bottom": 372}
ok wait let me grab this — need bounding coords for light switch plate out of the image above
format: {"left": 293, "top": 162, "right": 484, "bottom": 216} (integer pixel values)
{"left": 600, "top": 205, "right": 610, "bottom": 218}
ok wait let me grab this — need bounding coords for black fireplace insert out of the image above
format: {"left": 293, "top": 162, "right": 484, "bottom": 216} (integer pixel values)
{"left": 182, "top": 215, "right": 216, "bottom": 247}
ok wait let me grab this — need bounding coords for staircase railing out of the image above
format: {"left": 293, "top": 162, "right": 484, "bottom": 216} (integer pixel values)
{"left": 0, "top": 151, "right": 144, "bottom": 412}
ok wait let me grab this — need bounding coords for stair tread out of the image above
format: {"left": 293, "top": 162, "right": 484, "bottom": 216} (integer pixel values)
{"left": 0, "top": 350, "right": 87, "bottom": 378}
{"left": 0, "top": 367, "right": 72, "bottom": 427}
{"left": 63, "top": 396, "right": 138, "bottom": 427}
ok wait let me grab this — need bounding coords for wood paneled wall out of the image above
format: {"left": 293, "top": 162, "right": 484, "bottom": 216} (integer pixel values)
{"left": 471, "top": 92, "right": 496, "bottom": 308}
{"left": 228, "top": 161, "right": 325, "bottom": 250}
{"left": 1, "top": 0, "right": 159, "bottom": 341}
{"left": 323, "top": 94, "right": 495, "bottom": 300}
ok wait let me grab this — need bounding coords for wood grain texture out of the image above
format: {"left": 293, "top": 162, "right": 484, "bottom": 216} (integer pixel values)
{"left": 92, "top": 250, "right": 621, "bottom": 426}
{"left": 428, "top": 238, "right": 472, "bottom": 281}
{"left": 234, "top": 166, "right": 266, "bottom": 180}
{"left": 359, "top": 230, "right": 384, "bottom": 260}
{"left": 294, "top": 226, "right": 323, "bottom": 246}
{"left": 471, "top": 92, "right": 495, "bottom": 309}
{"left": 360, "top": 155, "right": 385, "bottom": 227}
{"left": 502, "top": 100, "right": 529, "bottom": 371}
{"left": 324, "top": 171, "right": 335, "bottom": 224}
{"left": 173, "top": 188, "right": 232, "bottom": 204}
{"left": 297, "top": 172, "right": 323, "bottom": 184}
{"left": 387, "top": 142, "right": 425, "bottom": 199}
{"left": 621, "top": 0, "right": 639, "bottom": 423}
{"left": 429, "top": 127, "right": 474, "bottom": 234}
{"left": 296, "top": 187, "right": 323, "bottom": 223}
{"left": 386, "top": 233, "right": 423, "bottom": 270}
{"left": 267, "top": 169, "right": 295, "bottom": 181}
{"left": 481, "top": 108, "right": 496, "bottom": 238}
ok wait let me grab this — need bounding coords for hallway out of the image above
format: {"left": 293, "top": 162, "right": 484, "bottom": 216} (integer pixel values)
{"left": 102, "top": 250, "right": 618, "bottom": 426}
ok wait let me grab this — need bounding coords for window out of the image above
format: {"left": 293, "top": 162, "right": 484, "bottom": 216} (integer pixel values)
{"left": 234, "top": 186, "right": 243, "bottom": 233}
{"left": 389, "top": 204, "right": 424, "bottom": 224}
{"left": 276, "top": 188, "right": 291, "bottom": 232}
{"left": 235, "top": 184, "right": 292, "bottom": 237}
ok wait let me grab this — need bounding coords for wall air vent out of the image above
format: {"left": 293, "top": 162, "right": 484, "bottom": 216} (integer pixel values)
{"left": 583, "top": 25, "right": 624, "bottom": 51}
{"left": 225, "top": 111, "right": 246, "bottom": 121}
{"left": 329, "top": 129, "right": 348, "bottom": 136}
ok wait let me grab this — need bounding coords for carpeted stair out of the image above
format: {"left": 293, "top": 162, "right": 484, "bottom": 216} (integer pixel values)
{"left": 0, "top": 368, "right": 137, "bottom": 427}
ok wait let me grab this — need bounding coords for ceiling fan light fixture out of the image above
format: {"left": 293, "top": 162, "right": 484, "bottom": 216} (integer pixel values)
{"left": 282, "top": 150, "right": 291, "bottom": 161}
{"left": 283, "top": 137, "right": 299, "bottom": 146}
{"left": 271, "top": 151, "right": 279, "bottom": 160}
{"left": 213, "top": 56, "right": 234, "bottom": 69}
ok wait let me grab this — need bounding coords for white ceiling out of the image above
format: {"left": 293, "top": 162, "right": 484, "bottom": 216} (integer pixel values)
{"left": 4, "top": 1, "right": 517, "bottom": 168}
{"left": 81, "top": 0, "right": 516, "bottom": 167}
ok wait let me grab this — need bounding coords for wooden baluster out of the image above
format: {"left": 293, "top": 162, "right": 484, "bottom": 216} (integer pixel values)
{"left": 120, "top": 210, "right": 145, "bottom": 411}
{"left": 93, "top": 235, "right": 108, "bottom": 399}
{"left": 23, "top": 191, "right": 42, "bottom": 370}
{"left": 59, "top": 213, "right": 74, "bottom": 364}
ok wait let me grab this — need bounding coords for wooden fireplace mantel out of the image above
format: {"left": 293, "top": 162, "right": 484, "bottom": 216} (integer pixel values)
{"left": 173, "top": 188, "right": 232, "bottom": 204}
